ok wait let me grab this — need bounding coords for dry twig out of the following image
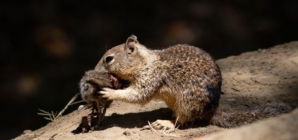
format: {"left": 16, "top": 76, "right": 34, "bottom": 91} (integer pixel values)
{"left": 37, "top": 93, "right": 81, "bottom": 121}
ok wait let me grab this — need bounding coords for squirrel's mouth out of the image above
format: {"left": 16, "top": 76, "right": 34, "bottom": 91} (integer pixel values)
{"left": 109, "top": 74, "right": 130, "bottom": 89}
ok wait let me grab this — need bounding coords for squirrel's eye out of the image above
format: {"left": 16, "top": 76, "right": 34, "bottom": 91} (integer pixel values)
{"left": 105, "top": 56, "right": 114, "bottom": 63}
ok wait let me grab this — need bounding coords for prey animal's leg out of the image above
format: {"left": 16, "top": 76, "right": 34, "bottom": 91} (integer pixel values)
{"left": 92, "top": 100, "right": 103, "bottom": 130}
{"left": 91, "top": 99, "right": 110, "bottom": 129}
{"left": 96, "top": 101, "right": 106, "bottom": 123}
{"left": 100, "top": 105, "right": 108, "bottom": 122}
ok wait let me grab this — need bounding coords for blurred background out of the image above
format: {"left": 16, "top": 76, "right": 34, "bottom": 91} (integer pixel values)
{"left": 1, "top": 0, "right": 298, "bottom": 139}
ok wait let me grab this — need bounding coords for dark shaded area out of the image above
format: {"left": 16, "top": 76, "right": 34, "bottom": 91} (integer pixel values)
{"left": 99, "top": 108, "right": 172, "bottom": 130}
{"left": 1, "top": 0, "right": 298, "bottom": 139}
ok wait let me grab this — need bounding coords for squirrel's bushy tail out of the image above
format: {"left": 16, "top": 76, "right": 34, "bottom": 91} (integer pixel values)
{"left": 210, "top": 103, "right": 292, "bottom": 128}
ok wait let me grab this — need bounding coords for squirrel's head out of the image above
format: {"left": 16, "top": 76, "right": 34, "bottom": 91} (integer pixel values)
{"left": 95, "top": 35, "right": 150, "bottom": 80}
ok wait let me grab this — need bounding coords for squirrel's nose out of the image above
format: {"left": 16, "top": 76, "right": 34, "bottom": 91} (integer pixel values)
{"left": 105, "top": 56, "right": 114, "bottom": 63}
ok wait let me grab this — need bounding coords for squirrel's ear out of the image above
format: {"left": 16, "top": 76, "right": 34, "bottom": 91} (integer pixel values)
{"left": 125, "top": 35, "right": 139, "bottom": 55}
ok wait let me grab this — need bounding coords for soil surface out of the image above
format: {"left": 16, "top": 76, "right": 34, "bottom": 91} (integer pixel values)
{"left": 14, "top": 41, "right": 298, "bottom": 140}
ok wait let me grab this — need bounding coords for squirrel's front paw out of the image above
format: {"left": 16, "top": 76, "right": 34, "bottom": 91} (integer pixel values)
{"left": 99, "top": 88, "right": 117, "bottom": 100}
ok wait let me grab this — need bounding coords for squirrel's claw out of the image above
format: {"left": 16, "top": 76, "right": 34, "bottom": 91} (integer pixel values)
{"left": 150, "top": 120, "right": 175, "bottom": 130}
{"left": 99, "top": 88, "right": 117, "bottom": 100}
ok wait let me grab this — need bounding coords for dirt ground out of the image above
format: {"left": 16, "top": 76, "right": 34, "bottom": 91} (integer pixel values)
{"left": 14, "top": 41, "right": 298, "bottom": 140}
{"left": 195, "top": 107, "right": 298, "bottom": 140}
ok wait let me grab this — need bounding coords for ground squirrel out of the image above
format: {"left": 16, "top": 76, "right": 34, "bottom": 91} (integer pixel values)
{"left": 87, "top": 35, "right": 290, "bottom": 129}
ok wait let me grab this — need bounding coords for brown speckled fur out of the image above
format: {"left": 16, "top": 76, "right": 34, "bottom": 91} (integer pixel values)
{"left": 95, "top": 35, "right": 291, "bottom": 127}
{"left": 96, "top": 35, "right": 221, "bottom": 125}
{"left": 80, "top": 70, "right": 112, "bottom": 106}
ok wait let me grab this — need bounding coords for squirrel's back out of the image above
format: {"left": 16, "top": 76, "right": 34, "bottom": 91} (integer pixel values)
{"left": 156, "top": 44, "right": 222, "bottom": 95}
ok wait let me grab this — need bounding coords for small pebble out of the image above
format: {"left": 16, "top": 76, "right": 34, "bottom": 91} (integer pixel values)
{"left": 23, "top": 130, "right": 32, "bottom": 134}
{"left": 78, "top": 105, "right": 85, "bottom": 110}
{"left": 123, "top": 131, "right": 131, "bottom": 136}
